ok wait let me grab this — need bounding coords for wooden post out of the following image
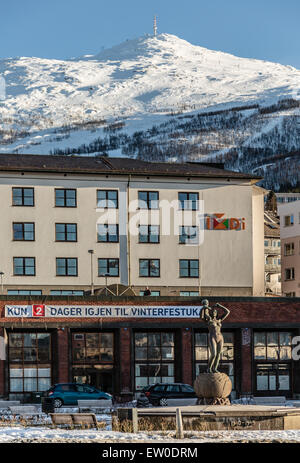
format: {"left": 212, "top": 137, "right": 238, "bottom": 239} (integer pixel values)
{"left": 132, "top": 408, "right": 138, "bottom": 433}
{"left": 176, "top": 408, "right": 183, "bottom": 439}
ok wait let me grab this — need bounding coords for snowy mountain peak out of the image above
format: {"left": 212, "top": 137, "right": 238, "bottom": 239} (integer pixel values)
{"left": 86, "top": 33, "right": 202, "bottom": 61}
{"left": 0, "top": 34, "right": 300, "bottom": 190}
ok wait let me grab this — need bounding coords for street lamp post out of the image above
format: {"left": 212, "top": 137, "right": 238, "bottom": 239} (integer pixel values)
{"left": 100, "top": 273, "right": 110, "bottom": 295}
{"left": 88, "top": 250, "right": 94, "bottom": 296}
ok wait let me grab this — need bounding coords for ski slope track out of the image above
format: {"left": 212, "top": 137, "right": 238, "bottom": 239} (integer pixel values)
{"left": 0, "top": 33, "right": 300, "bottom": 189}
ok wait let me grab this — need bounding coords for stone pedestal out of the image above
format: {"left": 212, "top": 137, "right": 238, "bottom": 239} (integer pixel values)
{"left": 194, "top": 372, "right": 232, "bottom": 405}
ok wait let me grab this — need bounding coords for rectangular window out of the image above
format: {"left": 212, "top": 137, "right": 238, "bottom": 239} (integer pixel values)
{"left": 134, "top": 332, "right": 175, "bottom": 390}
{"left": 179, "top": 226, "right": 199, "bottom": 244}
{"left": 254, "top": 331, "right": 292, "bottom": 360}
{"left": 56, "top": 258, "right": 78, "bottom": 276}
{"left": 8, "top": 332, "right": 51, "bottom": 398}
{"left": 13, "top": 223, "right": 35, "bottom": 241}
{"left": 178, "top": 192, "right": 199, "bottom": 210}
{"left": 264, "top": 240, "right": 269, "bottom": 246}
{"left": 7, "top": 290, "right": 42, "bottom": 296}
{"left": 180, "top": 291, "right": 199, "bottom": 296}
{"left": 55, "top": 189, "right": 76, "bottom": 207}
{"left": 284, "top": 215, "right": 294, "bottom": 227}
{"left": 97, "top": 224, "right": 119, "bottom": 242}
{"left": 72, "top": 332, "right": 114, "bottom": 363}
{"left": 98, "top": 258, "right": 119, "bottom": 277}
{"left": 138, "top": 191, "right": 159, "bottom": 209}
{"left": 284, "top": 243, "right": 294, "bottom": 256}
{"left": 285, "top": 268, "right": 295, "bottom": 280}
{"left": 50, "top": 290, "right": 84, "bottom": 296}
{"left": 179, "top": 259, "right": 199, "bottom": 278}
{"left": 139, "top": 259, "right": 160, "bottom": 277}
{"left": 13, "top": 257, "right": 35, "bottom": 276}
{"left": 139, "top": 290, "right": 161, "bottom": 296}
{"left": 139, "top": 225, "right": 160, "bottom": 243}
{"left": 97, "top": 190, "right": 118, "bottom": 209}
{"left": 55, "top": 223, "right": 77, "bottom": 242}
{"left": 12, "top": 188, "right": 34, "bottom": 207}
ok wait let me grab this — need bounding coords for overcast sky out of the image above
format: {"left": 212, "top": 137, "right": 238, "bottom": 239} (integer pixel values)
{"left": 1, "top": 0, "right": 300, "bottom": 68}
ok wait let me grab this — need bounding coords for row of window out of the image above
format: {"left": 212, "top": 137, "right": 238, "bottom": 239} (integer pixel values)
{"left": 11, "top": 223, "right": 199, "bottom": 244}
{"left": 11, "top": 188, "right": 200, "bottom": 210}
{"left": 6, "top": 289, "right": 199, "bottom": 297}
{"left": 264, "top": 240, "right": 280, "bottom": 247}
{"left": 8, "top": 330, "right": 293, "bottom": 396}
{"left": 11, "top": 257, "right": 200, "bottom": 278}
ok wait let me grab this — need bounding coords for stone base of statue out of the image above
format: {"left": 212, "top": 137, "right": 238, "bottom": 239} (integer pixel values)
{"left": 193, "top": 372, "right": 232, "bottom": 405}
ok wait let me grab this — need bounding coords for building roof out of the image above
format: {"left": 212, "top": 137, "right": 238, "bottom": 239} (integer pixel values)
{"left": 0, "top": 153, "right": 261, "bottom": 180}
{"left": 264, "top": 211, "right": 280, "bottom": 238}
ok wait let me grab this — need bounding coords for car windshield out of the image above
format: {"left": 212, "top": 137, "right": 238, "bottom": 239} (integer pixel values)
{"left": 181, "top": 384, "right": 194, "bottom": 392}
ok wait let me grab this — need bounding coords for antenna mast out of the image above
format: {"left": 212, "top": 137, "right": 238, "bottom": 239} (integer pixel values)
{"left": 153, "top": 16, "right": 157, "bottom": 37}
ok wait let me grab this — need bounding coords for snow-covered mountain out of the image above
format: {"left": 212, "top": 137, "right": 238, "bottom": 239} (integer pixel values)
{"left": 0, "top": 33, "right": 300, "bottom": 189}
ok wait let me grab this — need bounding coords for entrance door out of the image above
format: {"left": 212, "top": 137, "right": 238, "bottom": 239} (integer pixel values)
{"left": 89, "top": 371, "right": 113, "bottom": 393}
{"left": 256, "top": 363, "right": 291, "bottom": 395}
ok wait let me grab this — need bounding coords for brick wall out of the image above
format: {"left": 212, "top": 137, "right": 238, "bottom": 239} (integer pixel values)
{"left": 1, "top": 297, "right": 300, "bottom": 397}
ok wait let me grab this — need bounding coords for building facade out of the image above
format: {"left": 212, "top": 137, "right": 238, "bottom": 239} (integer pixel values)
{"left": 1, "top": 296, "right": 300, "bottom": 401}
{"left": 278, "top": 200, "right": 300, "bottom": 297}
{"left": 0, "top": 154, "right": 264, "bottom": 297}
{"left": 264, "top": 211, "right": 281, "bottom": 296}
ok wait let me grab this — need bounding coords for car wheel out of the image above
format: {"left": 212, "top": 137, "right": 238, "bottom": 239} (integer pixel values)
{"left": 54, "top": 398, "right": 63, "bottom": 408}
{"left": 159, "top": 397, "right": 168, "bottom": 407}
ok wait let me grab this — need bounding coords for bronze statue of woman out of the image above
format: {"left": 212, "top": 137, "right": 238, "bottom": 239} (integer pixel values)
{"left": 200, "top": 299, "right": 230, "bottom": 373}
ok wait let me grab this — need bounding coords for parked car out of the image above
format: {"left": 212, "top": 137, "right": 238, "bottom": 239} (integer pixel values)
{"left": 46, "top": 383, "right": 112, "bottom": 408}
{"left": 144, "top": 383, "right": 197, "bottom": 406}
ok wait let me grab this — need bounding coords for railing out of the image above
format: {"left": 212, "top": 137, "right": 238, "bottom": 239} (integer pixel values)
{"left": 264, "top": 247, "right": 281, "bottom": 255}
{"left": 265, "top": 264, "right": 281, "bottom": 272}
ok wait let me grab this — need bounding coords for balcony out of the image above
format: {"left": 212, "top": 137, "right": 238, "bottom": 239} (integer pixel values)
{"left": 264, "top": 246, "right": 280, "bottom": 255}
{"left": 265, "top": 264, "right": 281, "bottom": 273}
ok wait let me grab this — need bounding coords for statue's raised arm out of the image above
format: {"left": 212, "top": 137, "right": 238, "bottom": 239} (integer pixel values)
{"left": 215, "top": 303, "right": 230, "bottom": 321}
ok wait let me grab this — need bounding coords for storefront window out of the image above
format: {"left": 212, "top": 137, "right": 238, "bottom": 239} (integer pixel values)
{"left": 72, "top": 332, "right": 114, "bottom": 363}
{"left": 134, "top": 332, "right": 175, "bottom": 390}
{"left": 254, "top": 332, "right": 292, "bottom": 361}
{"left": 8, "top": 333, "right": 51, "bottom": 398}
{"left": 194, "top": 332, "right": 235, "bottom": 387}
{"left": 254, "top": 331, "right": 292, "bottom": 393}
{"left": 72, "top": 332, "right": 114, "bottom": 393}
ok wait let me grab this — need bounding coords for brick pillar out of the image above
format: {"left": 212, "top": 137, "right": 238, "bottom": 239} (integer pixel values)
{"left": 181, "top": 328, "right": 193, "bottom": 385}
{"left": 57, "top": 329, "right": 69, "bottom": 383}
{"left": 0, "top": 327, "right": 5, "bottom": 397}
{"left": 241, "top": 328, "right": 252, "bottom": 395}
{"left": 119, "top": 328, "right": 131, "bottom": 396}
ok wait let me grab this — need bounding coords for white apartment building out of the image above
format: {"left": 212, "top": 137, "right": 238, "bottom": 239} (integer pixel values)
{"left": 0, "top": 154, "right": 265, "bottom": 296}
{"left": 278, "top": 200, "right": 300, "bottom": 297}
{"left": 264, "top": 212, "right": 281, "bottom": 296}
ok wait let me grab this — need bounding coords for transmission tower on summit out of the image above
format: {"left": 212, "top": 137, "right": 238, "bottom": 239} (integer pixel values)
{"left": 153, "top": 16, "right": 157, "bottom": 37}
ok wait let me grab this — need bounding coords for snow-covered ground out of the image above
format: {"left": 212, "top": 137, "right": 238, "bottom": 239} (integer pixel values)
{"left": 0, "top": 426, "right": 299, "bottom": 443}
{"left": 1, "top": 403, "right": 300, "bottom": 442}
